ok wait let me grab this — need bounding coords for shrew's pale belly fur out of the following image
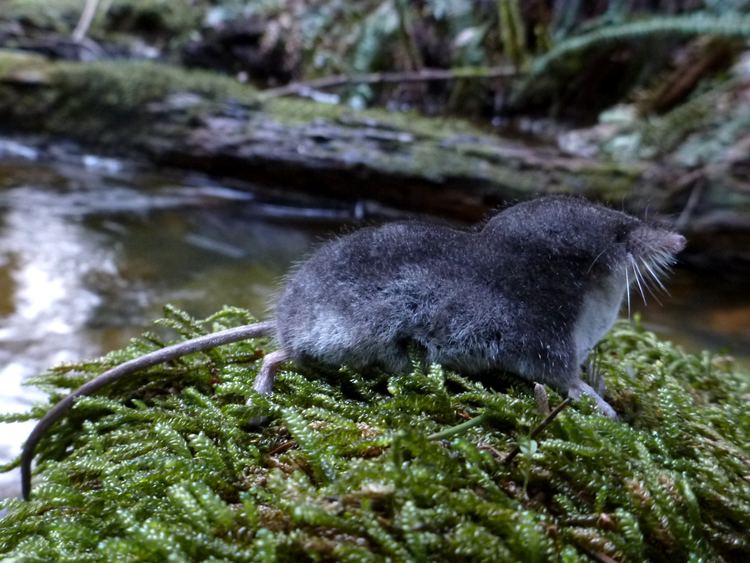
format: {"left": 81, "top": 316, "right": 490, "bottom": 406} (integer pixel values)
{"left": 572, "top": 270, "right": 627, "bottom": 363}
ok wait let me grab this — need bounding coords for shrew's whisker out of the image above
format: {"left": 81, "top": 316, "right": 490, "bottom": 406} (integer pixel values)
{"left": 641, "top": 270, "right": 663, "bottom": 305}
{"left": 629, "top": 256, "right": 647, "bottom": 305}
{"left": 587, "top": 247, "right": 608, "bottom": 274}
{"left": 625, "top": 264, "right": 631, "bottom": 317}
{"left": 641, "top": 259, "right": 668, "bottom": 293}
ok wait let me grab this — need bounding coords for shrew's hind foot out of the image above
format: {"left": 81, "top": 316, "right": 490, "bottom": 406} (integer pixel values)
{"left": 246, "top": 348, "right": 291, "bottom": 426}
{"left": 568, "top": 380, "right": 618, "bottom": 419}
{"left": 253, "top": 349, "right": 291, "bottom": 395}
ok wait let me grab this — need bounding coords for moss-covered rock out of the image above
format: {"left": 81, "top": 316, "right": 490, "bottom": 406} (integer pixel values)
{"left": 1, "top": 306, "right": 748, "bottom": 560}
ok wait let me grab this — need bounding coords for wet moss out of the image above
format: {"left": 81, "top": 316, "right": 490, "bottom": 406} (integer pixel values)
{"left": 3, "top": 0, "right": 206, "bottom": 39}
{"left": 0, "top": 53, "right": 258, "bottom": 143}
{"left": 104, "top": 0, "right": 205, "bottom": 39}
{"left": 1, "top": 306, "right": 748, "bottom": 560}
{"left": 0, "top": 49, "right": 48, "bottom": 76}
{"left": 3, "top": 0, "right": 83, "bottom": 33}
{"left": 0, "top": 51, "right": 58, "bottom": 125}
{"left": 48, "top": 58, "right": 257, "bottom": 109}
{"left": 0, "top": 53, "right": 642, "bottom": 205}
{"left": 262, "top": 96, "right": 487, "bottom": 139}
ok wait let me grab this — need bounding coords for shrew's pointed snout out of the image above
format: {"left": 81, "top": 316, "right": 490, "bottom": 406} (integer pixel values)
{"left": 628, "top": 226, "right": 686, "bottom": 259}
{"left": 665, "top": 233, "right": 687, "bottom": 254}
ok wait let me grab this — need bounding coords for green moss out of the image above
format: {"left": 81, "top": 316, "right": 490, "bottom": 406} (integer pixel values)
{"left": 3, "top": 0, "right": 83, "bottom": 33}
{"left": 263, "top": 96, "right": 485, "bottom": 139}
{"left": 347, "top": 107, "right": 486, "bottom": 140}
{"left": 49, "top": 59, "right": 258, "bottom": 107}
{"left": 0, "top": 49, "right": 48, "bottom": 76}
{"left": 0, "top": 54, "right": 259, "bottom": 144}
{"left": 104, "top": 0, "right": 206, "bottom": 39}
{"left": 0, "top": 53, "right": 259, "bottom": 106}
{"left": 0, "top": 51, "right": 58, "bottom": 124}
{"left": 259, "top": 98, "right": 636, "bottom": 200}
{"left": 1, "top": 306, "right": 748, "bottom": 560}
{"left": 516, "top": 12, "right": 750, "bottom": 107}
{"left": 3, "top": 0, "right": 206, "bottom": 38}
{"left": 0, "top": 52, "right": 480, "bottom": 145}
{"left": 640, "top": 86, "right": 720, "bottom": 157}
{"left": 450, "top": 142, "right": 643, "bottom": 201}
{"left": 0, "top": 53, "right": 640, "bottom": 205}
{"left": 263, "top": 96, "right": 351, "bottom": 125}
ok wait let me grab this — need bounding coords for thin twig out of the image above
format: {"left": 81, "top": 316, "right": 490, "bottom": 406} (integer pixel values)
{"left": 574, "top": 544, "right": 620, "bottom": 563}
{"left": 73, "top": 0, "right": 102, "bottom": 43}
{"left": 267, "top": 440, "right": 297, "bottom": 456}
{"left": 262, "top": 66, "right": 518, "bottom": 98}
{"left": 675, "top": 178, "right": 704, "bottom": 232}
{"left": 504, "top": 398, "right": 572, "bottom": 464}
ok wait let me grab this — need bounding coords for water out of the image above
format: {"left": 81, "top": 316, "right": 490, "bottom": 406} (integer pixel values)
{"left": 0, "top": 143, "right": 353, "bottom": 494}
{"left": 632, "top": 270, "right": 750, "bottom": 364}
{"left": 0, "top": 139, "right": 748, "bottom": 496}
{"left": 0, "top": 158, "right": 333, "bottom": 375}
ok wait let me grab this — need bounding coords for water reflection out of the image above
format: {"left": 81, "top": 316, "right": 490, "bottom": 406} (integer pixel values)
{"left": 0, "top": 149, "right": 347, "bottom": 493}
{"left": 0, "top": 168, "right": 319, "bottom": 378}
{"left": 632, "top": 269, "right": 750, "bottom": 363}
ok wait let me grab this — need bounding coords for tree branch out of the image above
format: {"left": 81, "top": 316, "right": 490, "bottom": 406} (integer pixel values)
{"left": 261, "top": 66, "right": 518, "bottom": 98}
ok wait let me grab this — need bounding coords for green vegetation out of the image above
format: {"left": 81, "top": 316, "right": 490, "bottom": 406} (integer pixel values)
{"left": 48, "top": 58, "right": 259, "bottom": 111}
{"left": 0, "top": 49, "right": 47, "bottom": 76}
{"left": 4, "top": 0, "right": 205, "bottom": 39}
{"left": 4, "top": 0, "right": 89, "bottom": 33}
{"left": 0, "top": 50, "right": 641, "bottom": 206}
{"left": 1, "top": 306, "right": 748, "bottom": 560}
{"left": 0, "top": 53, "right": 259, "bottom": 143}
{"left": 8, "top": 1, "right": 749, "bottom": 119}
{"left": 0, "top": 3, "right": 748, "bottom": 558}
{"left": 526, "top": 12, "right": 750, "bottom": 82}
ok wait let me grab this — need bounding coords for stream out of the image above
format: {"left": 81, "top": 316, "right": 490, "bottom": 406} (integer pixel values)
{"left": 0, "top": 137, "right": 748, "bottom": 495}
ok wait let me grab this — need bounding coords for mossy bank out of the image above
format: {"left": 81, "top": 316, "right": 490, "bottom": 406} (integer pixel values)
{"left": 0, "top": 49, "right": 645, "bottom": 221}
{"left": 1, "top": 306, "right": 748, "bottom": 561}
{"left": 3, "top": 0, "right": 205, "bottom": 42}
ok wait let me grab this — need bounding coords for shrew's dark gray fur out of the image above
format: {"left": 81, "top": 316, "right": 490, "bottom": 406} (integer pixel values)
{"left": 276, "top": 196, "right": 685, "bottom": 415}
{"left": 21, "top": 196, "right": 685, "bottom": 500}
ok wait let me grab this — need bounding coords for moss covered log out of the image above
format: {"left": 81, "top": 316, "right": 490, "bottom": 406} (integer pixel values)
{"left": 0, "top": 49, "right": 647, "bottom": 220}
{"left": 1, "top": 306, "right": 748, "bottom": 560}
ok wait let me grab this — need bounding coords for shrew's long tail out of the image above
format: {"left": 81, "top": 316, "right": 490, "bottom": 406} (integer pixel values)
{"left": 21, "top": 321, "right": 275, "bottom": 501}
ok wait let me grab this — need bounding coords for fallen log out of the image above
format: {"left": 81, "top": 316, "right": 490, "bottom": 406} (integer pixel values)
{"left": 0, "top": 50, "right": 747, "bottom": 273}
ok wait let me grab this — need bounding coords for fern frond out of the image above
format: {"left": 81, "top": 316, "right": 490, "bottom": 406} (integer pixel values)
{"left": 533, "top": 12, "right": 750, "bottom": 78}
